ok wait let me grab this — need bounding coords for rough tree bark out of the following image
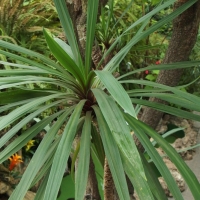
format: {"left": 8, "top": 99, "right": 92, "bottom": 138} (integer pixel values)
{"left": 103, "top": 158, "right": 115, "bottom": 200}
{"left": 140, "top": 0, "right": 200, "bottom": 131}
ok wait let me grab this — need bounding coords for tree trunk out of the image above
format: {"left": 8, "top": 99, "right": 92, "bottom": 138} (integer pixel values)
{"left": 66, "top": 0, "right": 108, "bottom": 63}
{"left": 103, "top": 158, "right": 115, "bottom": 200}
{"left": 140, "top": 0, "right": 200, "bottom": 130}
{"left": 65, "top": 1, "right": 112, "bottom": 199}
{"left": 85, "top": 158, "right": 101, "bottom": 200}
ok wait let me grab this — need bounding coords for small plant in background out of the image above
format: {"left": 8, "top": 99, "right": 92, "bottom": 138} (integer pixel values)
{"left": 0, "top": 0, "right": 61, "bottom": 55}
{"left": 0, "top": 0, "right": 200, "bottom": 200}
{"left": 95, "top": 0, "right": 170, "bottom": 95}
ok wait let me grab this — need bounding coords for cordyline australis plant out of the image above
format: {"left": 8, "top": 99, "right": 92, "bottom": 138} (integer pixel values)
{"left": 0, "top": 0, "right": 200, "bottom": 199}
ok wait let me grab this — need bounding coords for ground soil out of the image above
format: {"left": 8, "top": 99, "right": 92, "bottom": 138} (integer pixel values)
{"left": 156, "top": 114, "right": 200, "bottom": 199}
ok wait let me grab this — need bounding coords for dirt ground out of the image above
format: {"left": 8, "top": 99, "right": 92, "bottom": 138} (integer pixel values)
{"left": 167, "top": 116, "right": 200, "bottom": 200}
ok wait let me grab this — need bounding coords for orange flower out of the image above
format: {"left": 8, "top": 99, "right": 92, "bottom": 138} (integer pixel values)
{"left": 8, "top": 153, "right": 23, "bottom": 171}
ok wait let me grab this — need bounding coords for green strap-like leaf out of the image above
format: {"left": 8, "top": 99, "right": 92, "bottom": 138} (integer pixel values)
{"left": 53, "top": 0, "right": 83, "bottom": 69}
{"left": 31, "top": 138, "right": 61, "bottom": 188}
{"left": 0, "top": 50, "right": 76, "bottom": 84}
{"left": 9, "top": 107, "right": 75, "bottom": 200}
{"left": 95, "top": 71, "right": 137, "bottom": 118}
{"left": 130, "top": 93, "right": 200, "bottom": 112}
{"left": 0, "top": 99, "right": 34, "bottom": 113}
{"left": 131, "top": 98, "right": 200, "bottom": 121}
{"left": 90, "top": 145, "right": 104, "bottom": 199}
{"left": 127, "top": 115, "right": 200, "bottom": 199}
{"left": 43, "top": 29, "right": 85, "bottom": 87}
{"left": 75, "top": 111, "right": 92, "bottom": 200}
{"left": 34, "top": 169, "right": 51, "bottom": 200}
{"left": 119, "top": 60, "right": 200, "bottom": 80}
{"left": 0, "top": 93, "right": 65, "bottom": 132}
{"left": 85, "top": 0, "right": 99, "bottom": 75}
{"left": 93, "top": 105, "right": 130, "bottom": 200}
{"left": 0, "top": 41, "right": 68, "bottom": 76}
{"left": 0, "top": 89, "right": 53, "bottom": 105}
{"left": 0, "top": 112, "right": 62, "bottom": 163}
{"left": 54, "top": 38, "right": 74, "bottom": 60}
{"left": 121, "top": 79, "right": 200, "bottom": 106}
{"left": 0, "top": 70, "right": 48, "bottom": 76}
{"left": 91, "top": 124, "right": 105, "bottom": 167}
{"left": 124, "top": 114, "right": 184, "bottom": 200}
{"left": 43, "top": 100, "right": 86, "bottom": 200}
{"left": 92, "top": 89, "right": 154, "bottom": 199}
{"left": 140, "top": 153, "right": 168, "bottom": 200}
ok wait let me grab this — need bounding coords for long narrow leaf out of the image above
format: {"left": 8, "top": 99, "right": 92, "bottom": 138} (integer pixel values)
{"left": 93, "top": 105, "right": 130, "bottom": 200}
{"left": 131, "top": 98, "right": 200, "bottom": 121}
{"left": 95, "top": 71, "right": 137, "bottom": 118}
{"left": 31, "top": 138, "right": 61, "bottom": 188}
{"left": 9, "top": 107, "right": 75, "bottom": 200}
{"left": 92, "top": 89, "right": 154, "bottom": 199}
{"left": 85, "top": 0, "right": 99, "bottom": 75}
{"left": 53, "top": 0, "right": 83, "bottom": 69}
{"left": 124, "top": 114, "right": 184, "bottom": 200}
{"left": 130, "top": 93, "right": 200, "bottom": 111}
{"left": 75, "top": 111, "right": 92, "bottom": 200}
{"left": 140, "top": 153, "right": 168, "bottom": 200}
{"left": 43, "top": 29, "right": 85, "bottom": 87}
{"left": 91, "top": 124, "right": 105, "bottom": 167}
{"left": 119, "top": 60, "right": 200, "bottom": 80}
{"left": 0, "top": 70, "right": 48, "bottom": 76}
{"left": 43, "top": 100, "right": 86, "bottom": 200}
{"left": 0, "top": 93, "right": 64, "bottom": 132}
{"left": 0, "top": 41, "right": 68, "bottom": 76}
{"left": 34, "top": 169, "right": 51, "bottom": 200}
{"left": 121, "top": 79, "right": 200, "bottom": 105}
{"left": 0, "top": 99, "right": 35, "bottom": 113}
{"left": 0, "top": 113, "right": 61, "bottom": 163}
{"left": 0, "top": 90, "right": 54, "bottom": 105}
{"left": 54, "top": 38, "right": 74, "bottom": 60}
{"left": 127, "top": 115, "right": 200, "bottom": 199}
{"left": 0, "top": 100, "right": 65, "bottom": 149}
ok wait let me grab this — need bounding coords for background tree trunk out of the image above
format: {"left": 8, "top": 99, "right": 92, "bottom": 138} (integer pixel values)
{"left": 140, "top": 0, "right": 200, "bottom": 130}
{"left": 66, "top": 0, "right": 108, "bottom": 62}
